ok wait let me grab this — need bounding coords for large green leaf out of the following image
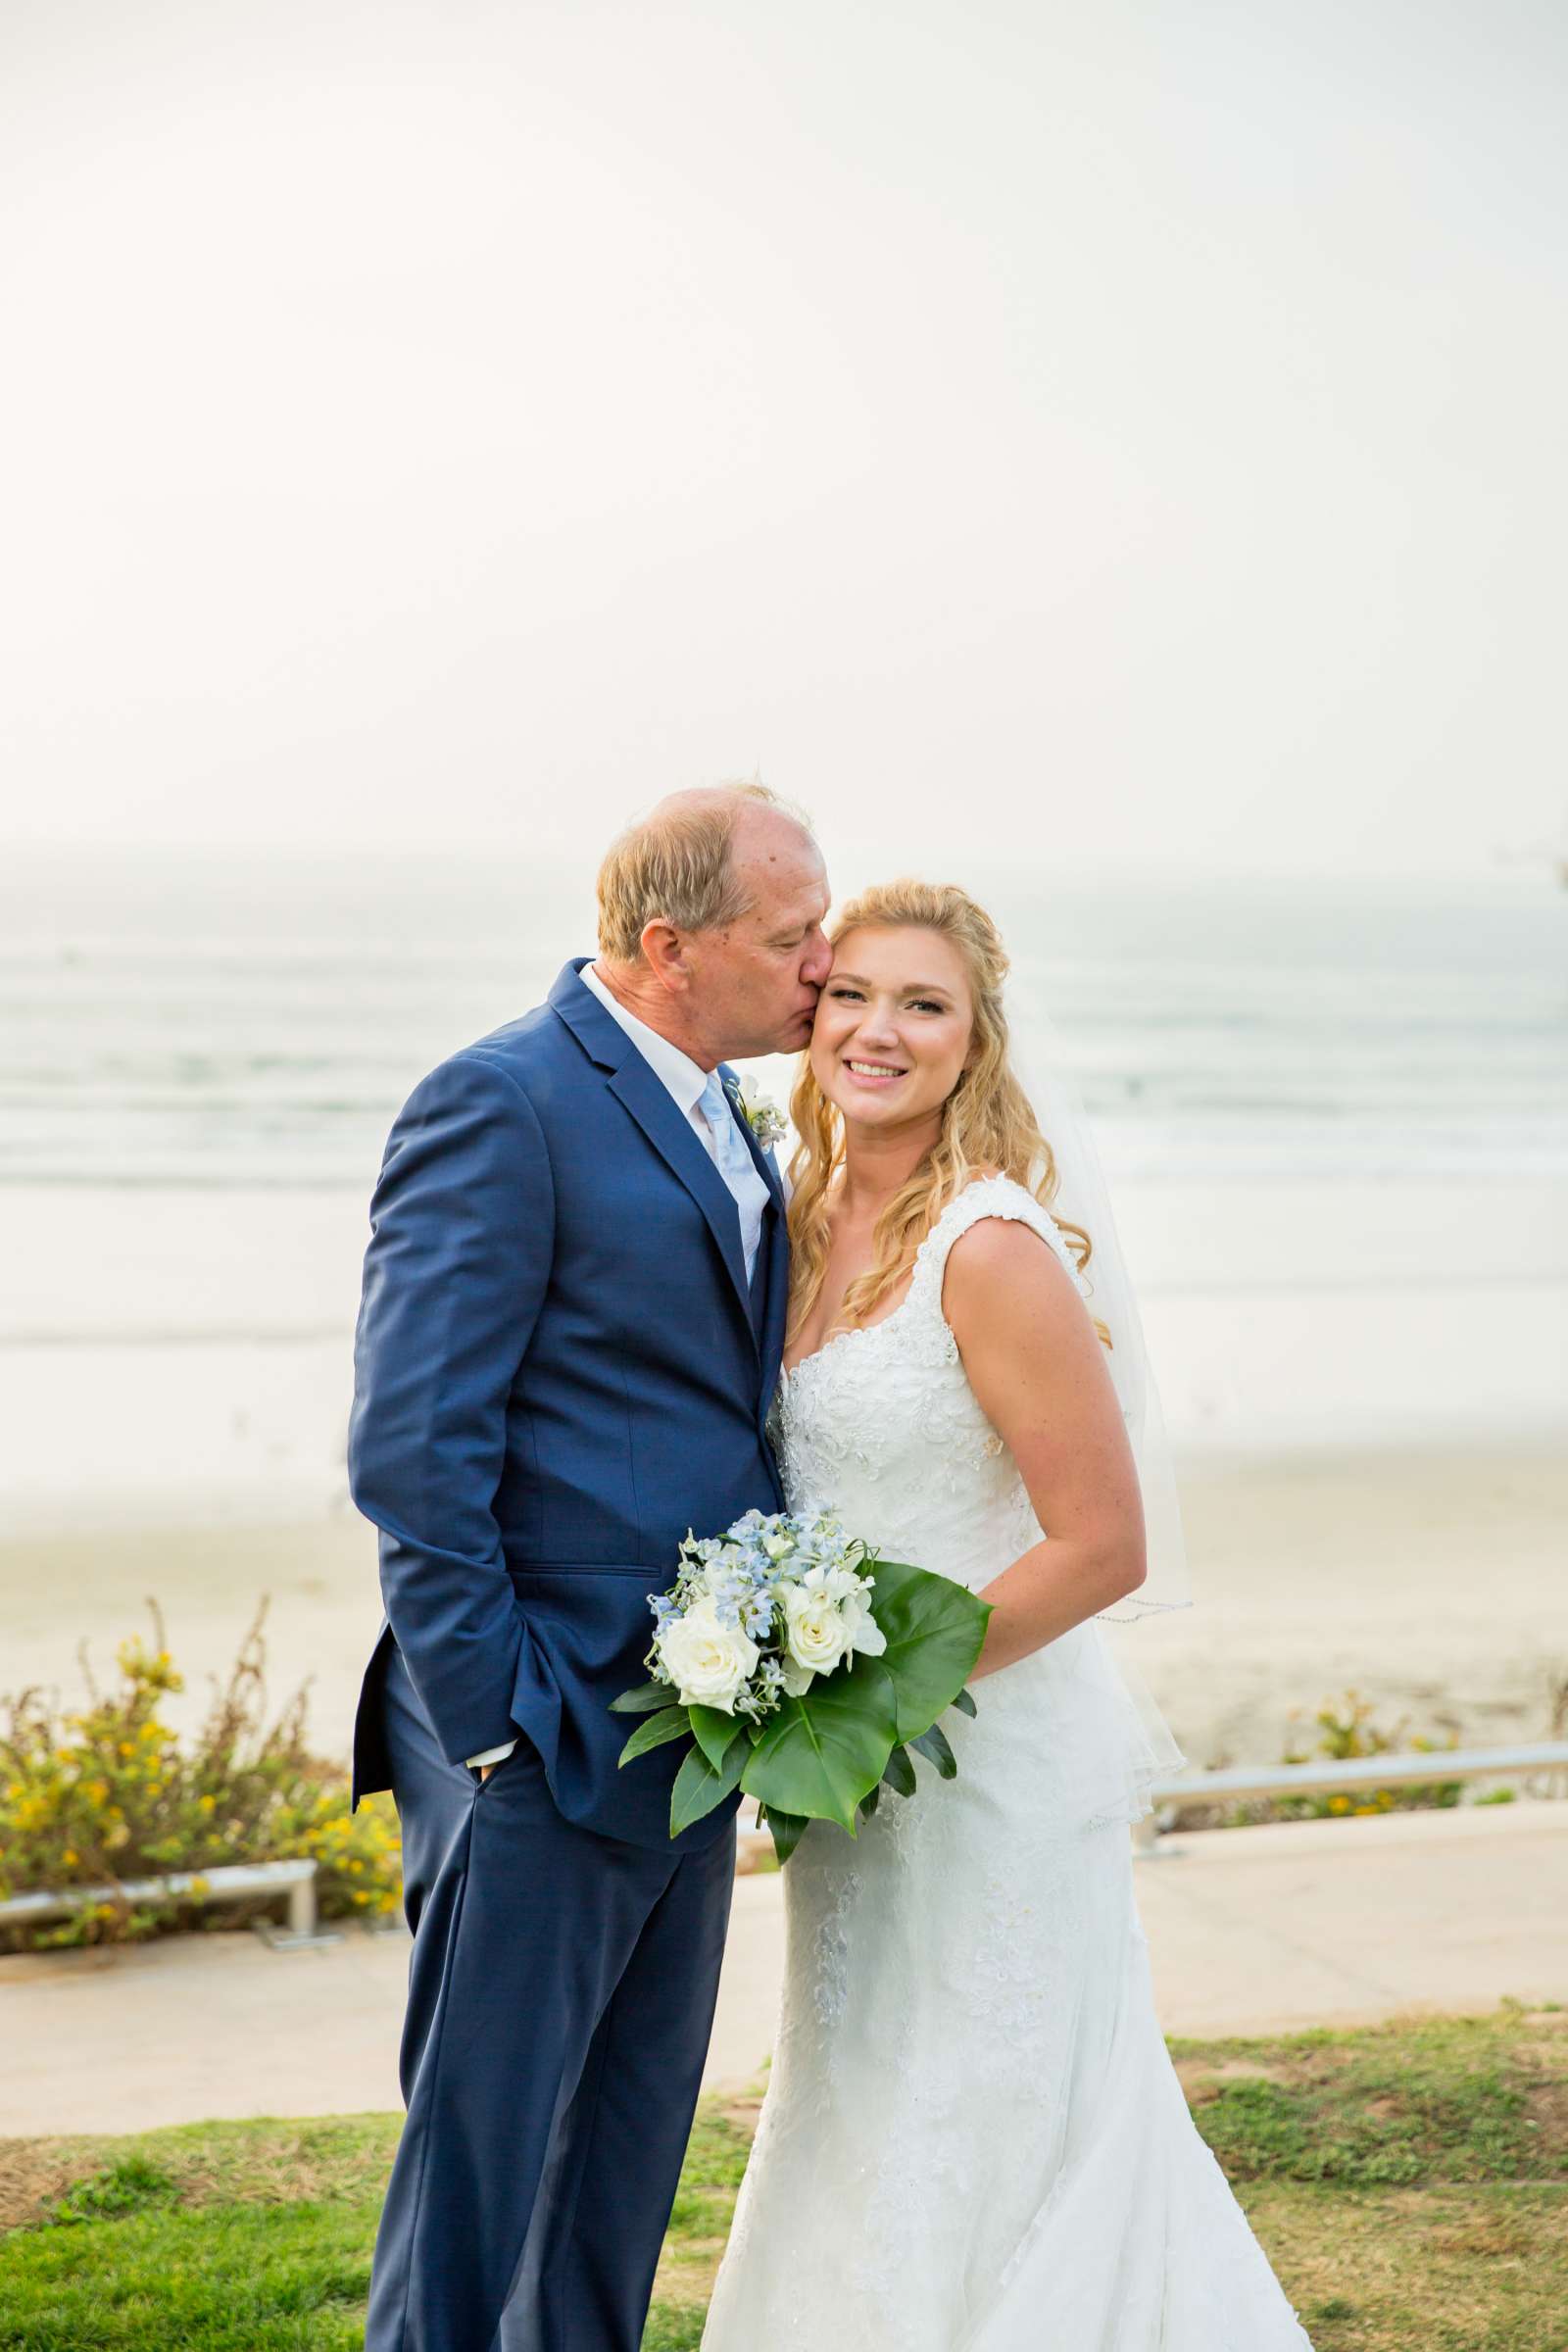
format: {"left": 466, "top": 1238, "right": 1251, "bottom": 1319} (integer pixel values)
{"left": 688, "top": 1701, "right": 747, "bottom": 1772}
{"left": 863, "top": 1556, "right": 991, "bottom": 1742}
{"left": 615, "top": 1705, "right": 689, "bottom": 1767}
{"left": 610, "top": 1681, "right": 678, "bottom": 1716}
{"left": 739, "top": 1653, "right": 900, "bottom": 1833}
{"left": 669, "top": 1724, "right": 748, "bottom": 1838}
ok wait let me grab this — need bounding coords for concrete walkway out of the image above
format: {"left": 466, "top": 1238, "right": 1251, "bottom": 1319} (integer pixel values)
{"left": 2, "top": 1801, "right": 1563, "bottom": 2140}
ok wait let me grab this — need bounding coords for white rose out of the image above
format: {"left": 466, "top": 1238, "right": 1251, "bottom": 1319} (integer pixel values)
{"left": 656, "top": 1595, "right": 760, "bottom": 1713}
{"left": 780, "top": 1581, "right": 852, "bottom": 1678}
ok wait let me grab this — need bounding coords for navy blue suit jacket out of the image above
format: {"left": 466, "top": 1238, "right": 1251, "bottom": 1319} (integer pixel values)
{"left": 347, "top": 957, "right": 788, "bottom": 1850}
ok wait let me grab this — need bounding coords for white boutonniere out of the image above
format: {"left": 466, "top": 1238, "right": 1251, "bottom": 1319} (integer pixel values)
{"left": 734, "top": 1075, "right": 787, "bottom": 1150}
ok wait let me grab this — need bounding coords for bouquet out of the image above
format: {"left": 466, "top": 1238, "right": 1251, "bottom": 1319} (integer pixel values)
{"left": 611, "top": 1508, "right": 991, "bottom": 1863}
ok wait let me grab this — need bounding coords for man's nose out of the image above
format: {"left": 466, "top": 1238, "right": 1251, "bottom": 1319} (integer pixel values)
{"left": 802, "top": 931, "right": 833, "bottom": 986}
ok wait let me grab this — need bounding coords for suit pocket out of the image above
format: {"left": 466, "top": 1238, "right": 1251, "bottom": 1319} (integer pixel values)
{"left": 470, "top": 1732, "right": 538, "bottom": 1794}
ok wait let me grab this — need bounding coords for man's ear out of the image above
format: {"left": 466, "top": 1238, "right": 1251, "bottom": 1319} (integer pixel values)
{"left": 640, "top": 920, "right": 691, "bottom": 996}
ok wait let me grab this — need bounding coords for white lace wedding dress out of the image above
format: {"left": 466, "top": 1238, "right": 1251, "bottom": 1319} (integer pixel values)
{"left": 702, "top": 1175, "right": 1313, "bottom": 2351}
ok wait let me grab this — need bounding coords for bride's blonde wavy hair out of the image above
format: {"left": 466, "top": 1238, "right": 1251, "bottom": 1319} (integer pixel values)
{"left": 786, "top": 879, "right": 1107, "bottom": 1348}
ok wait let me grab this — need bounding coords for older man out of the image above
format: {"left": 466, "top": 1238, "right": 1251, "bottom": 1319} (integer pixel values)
{"left": 348, "top": 784, "right": 830, "bottom": 2352}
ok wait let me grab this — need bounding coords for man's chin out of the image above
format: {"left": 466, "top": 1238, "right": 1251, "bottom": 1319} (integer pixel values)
{"left": 738, "top": 1009, "right": 816, "bottom": 1057}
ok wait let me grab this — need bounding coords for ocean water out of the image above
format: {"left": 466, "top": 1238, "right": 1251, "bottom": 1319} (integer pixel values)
{"left": 4, "top": 849, "right": 1565, "bottom": 1194}
{"left": 2, "top": 850, "right": 1564, "bottom": 1524}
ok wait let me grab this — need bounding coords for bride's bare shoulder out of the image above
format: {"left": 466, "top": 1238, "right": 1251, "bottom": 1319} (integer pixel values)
{"left": 945, "top": 1209, "right": 1060, "bottom": 1273}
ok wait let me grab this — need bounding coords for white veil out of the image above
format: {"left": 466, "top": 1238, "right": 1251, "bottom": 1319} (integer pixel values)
{"left": 1010, "top": 1006, "right": 1194, "bottom": 1627}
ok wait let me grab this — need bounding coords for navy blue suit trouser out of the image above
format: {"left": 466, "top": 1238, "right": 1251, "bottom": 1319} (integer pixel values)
{"left": 366, "top": 1645, "right": 736, "bottom": 2352}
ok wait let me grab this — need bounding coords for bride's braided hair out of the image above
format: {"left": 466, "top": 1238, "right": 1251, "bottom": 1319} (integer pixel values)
{"left": 785, "top": 879, "right": 1107, "bottom": 1349}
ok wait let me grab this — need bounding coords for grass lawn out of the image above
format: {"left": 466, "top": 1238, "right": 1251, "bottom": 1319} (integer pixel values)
{"left": 1, "top": 2008, "right": 1563, "bottom": 2350}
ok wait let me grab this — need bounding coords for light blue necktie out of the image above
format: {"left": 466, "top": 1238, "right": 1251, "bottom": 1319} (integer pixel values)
{"left": 697, "top": 1069, "right": 768, "bottom": 1298}
{"left": 698, "top": 1070, "right": 755, "bottom": 1195}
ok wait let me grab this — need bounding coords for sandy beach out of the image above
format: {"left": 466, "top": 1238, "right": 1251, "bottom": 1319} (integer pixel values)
{"left": 4, "top": 1440, "right": 1562, "bottom": 1777}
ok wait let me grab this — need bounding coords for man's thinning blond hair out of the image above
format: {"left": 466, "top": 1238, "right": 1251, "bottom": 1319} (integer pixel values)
{"left": 596, "top": 781, "right": 811, "bottom": 963}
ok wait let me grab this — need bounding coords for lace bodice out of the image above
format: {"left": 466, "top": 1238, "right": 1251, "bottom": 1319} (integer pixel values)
{"left": 773, "top": 1174, "right": 1091, "bottom": 1591}
{"left": 768, "top": 1172, "right": 1170, "bottom": 1836}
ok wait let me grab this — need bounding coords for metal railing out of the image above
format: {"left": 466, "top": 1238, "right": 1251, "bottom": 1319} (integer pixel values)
{"left": 1135, "top": 1741, "right": 1568, "bottom": 1853}
{"left": 0, "top": 1858, "right": 337, "bottom": 1947}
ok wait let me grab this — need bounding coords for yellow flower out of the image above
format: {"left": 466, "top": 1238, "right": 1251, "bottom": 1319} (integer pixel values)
{"left": 62, "top": 1849, "right": 79, "bottom": 1867}
{"left": 1328, "top": 1795, "right": 1350, "bottom": 1815}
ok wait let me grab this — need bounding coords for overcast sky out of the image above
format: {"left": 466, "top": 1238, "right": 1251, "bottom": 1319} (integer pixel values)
{"left": 3, "top": 0, "right": 1565, "bottom": 880}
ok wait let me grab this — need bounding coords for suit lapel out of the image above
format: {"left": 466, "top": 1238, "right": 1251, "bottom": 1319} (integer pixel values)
{"left": 609, "top": 1054, "right": 757, "bottom": 1345}
{"left": 756, "top": 1190, "right": 790, "bottom": 1396}
{"left": 551, "top": 961, "right": 758, "bottom": 1352}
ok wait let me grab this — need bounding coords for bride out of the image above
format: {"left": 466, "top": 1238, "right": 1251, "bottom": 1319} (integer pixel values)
{"left": 701, "top": 880, "right": 1312, "bottom": 2351}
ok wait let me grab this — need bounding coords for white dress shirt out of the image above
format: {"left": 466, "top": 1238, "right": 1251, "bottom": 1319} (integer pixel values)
{"left": 466, "top": 961, "right": 772, "bottom": 1772}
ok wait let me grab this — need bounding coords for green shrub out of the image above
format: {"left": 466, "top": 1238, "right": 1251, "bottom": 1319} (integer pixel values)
{"left": 0, "top": 1605, "right": 400, "bottom": 1949}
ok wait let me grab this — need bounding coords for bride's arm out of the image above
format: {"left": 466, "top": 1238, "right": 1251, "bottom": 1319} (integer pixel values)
{"left": 944, "top": 1219, "right": 1147, "bottom": 1679}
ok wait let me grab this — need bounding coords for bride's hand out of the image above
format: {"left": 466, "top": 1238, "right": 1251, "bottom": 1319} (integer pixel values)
{"left": 945, "top": 1218, "right": 1146, "bottom": 1677}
